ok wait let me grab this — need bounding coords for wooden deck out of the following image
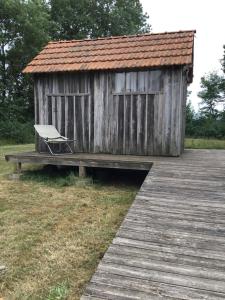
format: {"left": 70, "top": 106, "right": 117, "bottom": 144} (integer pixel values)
{"left": 81, "top": 149, "right": 225, "bottom": 299}
{"left": 5, "top": 152, "right": 153, "bottom": 171}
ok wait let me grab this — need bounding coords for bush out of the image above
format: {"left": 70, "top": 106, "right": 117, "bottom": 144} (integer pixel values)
{"left": 0, "top": 120, "right": 34, "bottom": 144}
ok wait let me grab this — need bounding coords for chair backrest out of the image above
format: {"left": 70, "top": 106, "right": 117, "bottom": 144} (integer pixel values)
{"left": 34, "top": 125, "right": 61, "bottom": 139}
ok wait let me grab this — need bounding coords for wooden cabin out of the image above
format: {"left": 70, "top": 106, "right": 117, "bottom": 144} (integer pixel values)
{"left": 23, "top": 30, "right": 195, "bottom": 156}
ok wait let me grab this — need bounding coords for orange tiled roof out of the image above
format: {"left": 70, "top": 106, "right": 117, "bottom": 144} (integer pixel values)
{"left": 23, "top": 30, "right": 195, "bottom": 74}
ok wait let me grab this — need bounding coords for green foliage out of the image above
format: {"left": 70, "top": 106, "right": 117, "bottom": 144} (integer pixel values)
{"left": 0, "top": 120, "right": 34, "bottom": 143}
{"left": 185, "top": 99, "right": 196, "bottom": 136}
{"left": 185, "top": 106, "right": 225, "bottom": 139}
{"left": 190, "top": 46, "right": 225, "bottom": 140}
{"left": 50, "top": 0, "right": 150, "bottom": 40}
{"left": 0, "top": 0, "right": 50, "bottom": 120}
{"left": 198, "top": 72, "right": 224, "bottom": 119}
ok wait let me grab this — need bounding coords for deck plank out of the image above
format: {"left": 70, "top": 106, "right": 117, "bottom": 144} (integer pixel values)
{"left": 81, "top": 149, "right": 225, "bottom": 299}
{"left": 5, "top": 151, "right": 153, "bottom": 171}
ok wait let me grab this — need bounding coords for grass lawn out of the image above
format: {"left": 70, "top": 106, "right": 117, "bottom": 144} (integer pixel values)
{"left": 0, "top": 144, "right": 139, "bottom": 300}
{"left": 185, "top": 138, "right": 225, "bottom": 149}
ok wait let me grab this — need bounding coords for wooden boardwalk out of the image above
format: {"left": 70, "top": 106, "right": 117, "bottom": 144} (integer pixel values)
{"left": 82, "top": 149, "right": 225, "bottom": 299}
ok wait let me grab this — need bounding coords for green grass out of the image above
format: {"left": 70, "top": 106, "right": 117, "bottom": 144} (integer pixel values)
{"left": 0, "top": 143, "right": 34, "bottom": 176}
{"left": 0, "top": 143, "right": 137, "bottom": 300}
{"left": 46, "top": 281, "right": 70, "bottom": 300}
{"left": 185, "top": 138, "right": 225, "bottom": 149}
{"left": 21, "top": 165, "right": 93, "bottom": 188}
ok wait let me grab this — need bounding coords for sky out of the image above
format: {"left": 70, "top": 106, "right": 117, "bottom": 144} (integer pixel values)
{"left": 141, "top": 0, "right": 225, "bottom": 111}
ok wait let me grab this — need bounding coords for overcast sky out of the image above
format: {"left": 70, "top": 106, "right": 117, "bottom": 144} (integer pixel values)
{"left": 141, "top": 0, "right": 225, "bottom": 110}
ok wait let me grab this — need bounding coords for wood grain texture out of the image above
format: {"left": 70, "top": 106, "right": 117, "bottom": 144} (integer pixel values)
{"left": 5, "top": 151, "right": 153, "bottom": 170}
{"left": 81, "top": 149, "right": 225, "bottom": 299}
{"left": 34, "top": 67, "right": 187, "bottom": 156}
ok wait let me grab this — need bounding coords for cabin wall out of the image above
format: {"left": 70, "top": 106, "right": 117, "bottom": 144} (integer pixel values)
{"left": 34, "top": 67, "right": 187, "bottom": 156}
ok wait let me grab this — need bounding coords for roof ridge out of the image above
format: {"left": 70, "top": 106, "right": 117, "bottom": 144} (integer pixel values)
{"left": 48, "top": 30, "right": 196, "bottom": 45}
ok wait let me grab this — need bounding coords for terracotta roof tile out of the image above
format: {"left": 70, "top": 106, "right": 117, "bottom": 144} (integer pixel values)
{"left": 23, "top": 30, "right": 195, "bottom": 74}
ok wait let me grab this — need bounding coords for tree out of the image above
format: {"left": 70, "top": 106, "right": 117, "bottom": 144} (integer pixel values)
{"left": 221, "top": 45, "right": 225, "bottom": 74}
{"left": 198, "top": 72, "right": 224, "bottom": 119}
{"left": 185, "top": 98, "right": 195, "bottom": 136}
{"left": 50, "top": 0, "right": 150, "bottom": 40}
{"left": 0, "top": 0, "right": 50, "bottom": 123}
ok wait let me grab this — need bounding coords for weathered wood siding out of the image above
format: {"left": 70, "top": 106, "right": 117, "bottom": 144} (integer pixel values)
{"left": 34, "top": 67, "right": 187, "bottom": 156}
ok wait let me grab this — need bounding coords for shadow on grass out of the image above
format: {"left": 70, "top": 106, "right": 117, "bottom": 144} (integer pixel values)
{"left": 21, "top": 165, "right": 80, "bottom": 187}
{"left": 21, "top": 165, "right": 149, "bottom": 189}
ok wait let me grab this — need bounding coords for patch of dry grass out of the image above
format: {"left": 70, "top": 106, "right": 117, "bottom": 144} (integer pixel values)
{"left": 0, "top": 144, "right": 138, "bottom": 299}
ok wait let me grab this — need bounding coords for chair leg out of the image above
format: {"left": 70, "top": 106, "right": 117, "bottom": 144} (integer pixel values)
{"left": 65, "top": 142, "right": 73, "bottom": 154}
{"left": 42, "top": 139, "right": 74, "bottom": 155}
{"left": 43, "top": 140, "right": 55, "bottom": 155}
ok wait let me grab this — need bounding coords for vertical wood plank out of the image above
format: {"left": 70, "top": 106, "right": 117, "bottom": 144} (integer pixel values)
{"left": 114, "top": 73, "right": 125, "bottom": 93}
{"left": 37, "top": 77, "right": 43, "bottom": 125}
{"left": 51, "top": 97, "right": 56, "bottom": 126}
{"left": 58, "top": 73, "right": 65, "bottom": 93}
{"left": 130, "top": 72, "right": 137, "bottom": 92}
{"left": 57, "top": 97, "right": 61, "bottom": 130}
{"left": 89, "top": 73, "right": 94, "bottom": 153}
{"left": 170, "top": 69, "right": 178, "bottom": 155}
{"left": 147, "top": 94, "right": 154, "bottom": 155}
{"left": 74, "top": 96, "right": 82, "bottom": 151}
{"left": 131, "top": 94, "right": 138, "bottom": 154}
{"left": 125, "top": 72, "right": 131, "bottom": 92}
{"left": 42, "top": 75, "right": 48, "bottom": 125}
{"left": 153, "top": 93, "right": 159, "bottom": 154}
{"left": 55, "top": 97, "right": 58, "bottom": 129}
{"left": 137, "top": 71, "right": 148, "bottom": 92}
{"left": 65, "top": 96, "right": 68, "bottom": 137}
{"left": 118, "top": 95, "right": 124, "bottom": 154}
{"left": 81, "top": 95, "right": 85, "bottom": 151}
{"left": 111, "top": 95, "right": 119, "bottom": 154}
{"left": 124, "top": 95, "right": 131, "bottom": 154}
{"left": 162, "top": 69, "right": 172, "bottom": 155}
{"left": 61, "top": 96, "right": 65, "bottom": 136}
{"left": 94, "top": 72, "right": 105, "bottom": 152}
{"left": 149, "top": 70, "right": 162, "bottom": 91}
{"left": 137, "top": 94, "right": 142, "bottom": 154}
{"left": 139, "top": 94, "right": 146, "bottom": 154}
{"left": 67, "top": 96, "right": 74, "bottom": 140}
{"left": 84, "top": 95, "right": 90, "bottom": 152}
{"left": 48, "top": 96, "right": 52, "bottom": 125}
{"left": 176, "top": 68, "right": 184, "bottom": 156}
{"left": 181, "top": 72, "right": 187, "bottom": 153}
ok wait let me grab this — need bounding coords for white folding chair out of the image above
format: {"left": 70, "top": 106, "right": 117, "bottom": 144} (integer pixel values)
{"left": 34, "top": 125, "right": 75, "bottom": 155}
